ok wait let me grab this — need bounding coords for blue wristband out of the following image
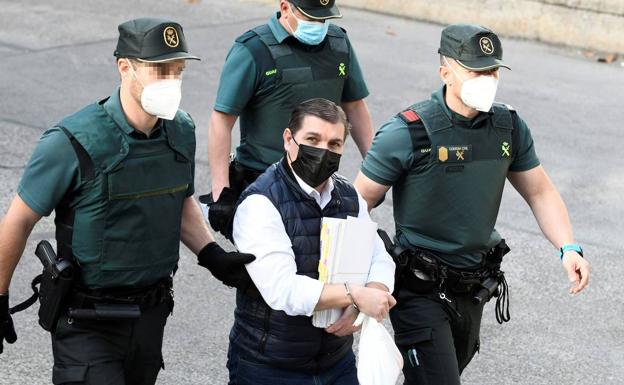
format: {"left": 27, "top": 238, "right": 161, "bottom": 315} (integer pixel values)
{"left": 559, "top": 244, "right": 583, "bottom": 261}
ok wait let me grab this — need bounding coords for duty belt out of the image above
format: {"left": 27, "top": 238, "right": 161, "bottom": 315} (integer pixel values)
{"left": 408, "top": 243, "right": 511, "bottom": 324}
{"left": 68, "top": 277, "right": 173, "bottom": 321}
{"left": 377, "top": 230, "right": 511, "bottom": 324}
{"left": 403, "top": 246, "right": 503, "bottom": 292}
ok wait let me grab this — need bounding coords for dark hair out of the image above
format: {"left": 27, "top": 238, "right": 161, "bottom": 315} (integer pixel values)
{"left": 288, "top": 98, "right": 351, "bottom": 139}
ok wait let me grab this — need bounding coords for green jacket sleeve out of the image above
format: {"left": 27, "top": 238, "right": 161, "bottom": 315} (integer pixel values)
{"left": 509, "top": 113, "right": 540, "bottom": 172}
{"left": 17, "top": 128, "right": 80, "bottom": 216}
{"left": 361, "top": 118, "right": 414, "bottom": 186}
{"left": 214, "top": 42, "right": 258, "bottom": 116}
{"left": 341, "top": 38, "right": 369, "bottom": 102}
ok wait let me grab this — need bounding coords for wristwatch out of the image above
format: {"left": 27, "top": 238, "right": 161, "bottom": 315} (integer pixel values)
{"left": 559, "top": 244, "right": 583, "bottom": 261}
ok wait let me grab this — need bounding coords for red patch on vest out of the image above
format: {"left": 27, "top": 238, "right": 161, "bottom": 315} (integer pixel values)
{"left": 400, "top": 110, "right": 420, "bottom": 123}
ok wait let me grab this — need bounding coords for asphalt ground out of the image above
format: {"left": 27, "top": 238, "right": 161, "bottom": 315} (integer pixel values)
{"left": 0, "top": 1, "right": 622, "bottom": 384}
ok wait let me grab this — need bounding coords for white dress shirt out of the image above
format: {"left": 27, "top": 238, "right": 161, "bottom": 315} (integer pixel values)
{"left": 232, "top": 167, "right": 395, "bottom": 317}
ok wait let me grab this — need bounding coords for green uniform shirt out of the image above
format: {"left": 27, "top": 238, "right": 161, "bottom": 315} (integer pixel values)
{"left": 214, "top": 13, "right": 369, "bottom": 116}
{"left": 362, "top": 87, "right": 540, "bottom": 267}
{"left": 18, "top": 89, "right": 194, "bottom": 217}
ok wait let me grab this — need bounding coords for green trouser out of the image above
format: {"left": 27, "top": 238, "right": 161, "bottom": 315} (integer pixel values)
{"left": 50, "top": 296, "right": 172, "bottom": 385}
{"left": 390, "top": 282, "right": 486, "bottom": 385}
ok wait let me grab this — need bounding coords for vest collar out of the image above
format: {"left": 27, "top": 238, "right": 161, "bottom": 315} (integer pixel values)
{"left": 103, "top": 88, "right": 164, "bottom": 137}
{"left": 103, "top": 88, "right": 137, "bottom": 135}
{"left": 431, "top": 86, "right": 493, "bottom": 129}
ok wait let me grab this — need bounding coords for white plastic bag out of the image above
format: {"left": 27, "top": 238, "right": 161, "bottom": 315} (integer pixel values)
{"left": 355, "top": 314, "right": 403, "bottom": 385}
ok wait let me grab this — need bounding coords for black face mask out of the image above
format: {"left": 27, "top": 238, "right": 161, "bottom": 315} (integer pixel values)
{"left": 290, "top": 138, "right": 342, "bottom": 188}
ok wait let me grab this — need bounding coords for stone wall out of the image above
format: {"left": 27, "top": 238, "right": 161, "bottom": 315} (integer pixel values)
{"left": 340, "top": 0, "right": 624, "bottom": 53}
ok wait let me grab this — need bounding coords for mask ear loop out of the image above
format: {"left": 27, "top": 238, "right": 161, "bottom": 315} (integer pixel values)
{"left": 126, "top": 59, "right": 146, "bottom": 88}
{"left": 444, "top": 56, "right": 466, "bottom": 85}
{"left": 285, "top": 4, "right": 298, "bottom": 35}
{"left": 286, "top": 129, "right": 298, "bottom": 163}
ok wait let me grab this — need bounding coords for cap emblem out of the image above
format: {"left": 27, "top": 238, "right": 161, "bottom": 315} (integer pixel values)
{"left": 164, "top": 26, "right": 179, "bottom": 48}
{"left": 320, "top": 0, "right": 330, "bottom": 5}
{"left": 479, "top": 37, "right": 494, "bottom": 55}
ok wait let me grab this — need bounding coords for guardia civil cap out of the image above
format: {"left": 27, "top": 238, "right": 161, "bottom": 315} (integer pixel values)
{"left": 438, "top": 24, "right": 510, "bottom": 71}
{"left": 290, "top": 0, "right": 342, "bottom": 20}
{"left": 114, "top": 18, "right": 200, "bottom": 62}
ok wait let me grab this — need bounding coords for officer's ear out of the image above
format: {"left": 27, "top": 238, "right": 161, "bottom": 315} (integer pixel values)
{"left": 283, "top": 128, "right": 294, "bottom": 152}
{"left": 279, "top": 0, "right": 291, "bottom": 15}
{"left": 118, "top": 58, "right": 133, "bottom": 80}
{"left": 439, "top": 62, "right": 453, "bottom": 87}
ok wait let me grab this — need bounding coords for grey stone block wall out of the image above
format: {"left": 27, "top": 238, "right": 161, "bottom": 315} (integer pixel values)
{"left": 340, "top": 0, "right": 624, "bottom": 53}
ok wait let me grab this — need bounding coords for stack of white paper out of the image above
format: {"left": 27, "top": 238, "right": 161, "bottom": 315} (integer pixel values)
{"left": 312, "top": 216, "right": 378, "bottom": 328}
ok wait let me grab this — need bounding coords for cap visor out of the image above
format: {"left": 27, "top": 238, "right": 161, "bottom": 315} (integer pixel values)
{"left": 137, "top": 51, "right": 201, "bottom": 63}
{"left": 296, "top": 5, "right": 342, "bottom": 20}
{"left": 456, "top": 57, "right": 510, "bottom": 71}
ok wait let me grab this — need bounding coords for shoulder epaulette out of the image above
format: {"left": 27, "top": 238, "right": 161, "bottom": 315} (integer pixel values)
{"left": 398, "top": 109, "right": 421, "bottom": 124}
{"left": 327, "top": 24, "right": 347, "bottom": 36}
{"left": 494, "top": 102, "right": 515, "bottom": 111}
{"left": 235, "top": 30, "right": 257, "bottom": 44}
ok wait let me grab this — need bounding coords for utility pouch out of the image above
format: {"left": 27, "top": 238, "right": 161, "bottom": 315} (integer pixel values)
{"left": 35, "top": 241, "right": 75, "bottom": 331}
{"left": 473, "top": 240, "right": 512, "bottom": 324}
{"left": 485, "top": 239, "right": 511, "bottom": 267}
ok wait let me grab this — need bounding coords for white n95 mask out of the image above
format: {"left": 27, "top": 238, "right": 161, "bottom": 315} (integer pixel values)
{"left": 459, "top": 75, "right": 499, "bottom": 112}
{"left": 445, "top": 57, "right": 499, "bottom": 112}
{"left": 139, "top": 79, "right": 182, "bottom": 120}
{"left": 127, "top": 59, "right": 182, "bottom": 120}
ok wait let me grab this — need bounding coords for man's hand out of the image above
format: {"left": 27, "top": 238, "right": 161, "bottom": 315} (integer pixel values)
{"left": 350, "top": 285, "right": 396, "bottom": 322}
{"left": 326, "top": 305, "right": 361, "bottom": 337}
{"left": 197, "top": 242, "right": 256, "bottom": 289}
{"left": 562, "top": 251, "right": 590, "bottom": 294}
{"left": 0, "top": 295, "right": 17, "bottom": 354}
{"left": 206, "top": 187, "right": 238, "bottom": 237}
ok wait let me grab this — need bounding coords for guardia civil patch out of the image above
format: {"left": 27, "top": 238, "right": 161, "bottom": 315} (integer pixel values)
{"left": 163, "top": 26, "right": 179, "bottom": 48}
{"left": 501, "top": 142, "right": 511, "bottom": 157}
{"left": 338, "top": 62, "right": 346, "bottom": 77}
{"left": 437, "top": 145, "right": 472, "bottom": 163}
{"left": 479, "top": 37, "right": 494, "bottom": 55}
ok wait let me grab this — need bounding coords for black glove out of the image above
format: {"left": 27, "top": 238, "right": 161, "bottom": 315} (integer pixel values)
{"left": 201, "top": 187, "right": 238, "bottom": 237}
{"left": 198, "top": 242, "right": 256, "bottom": 289}
{"left": 0, "top": 294, "right": 17, "bottom": 354}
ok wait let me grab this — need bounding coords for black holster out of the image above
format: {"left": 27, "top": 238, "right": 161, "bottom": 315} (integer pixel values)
{"left": 228, "top": 161, "right": 263, "bottom": 195}
{"left": 472, "top": 239, "right": 511, "bottom": 305}
{"left": 35, "top": 240, "right": 75, "bottom": 331}
{"left": 377, "top": 230, "right": 426, "bottom": 296}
